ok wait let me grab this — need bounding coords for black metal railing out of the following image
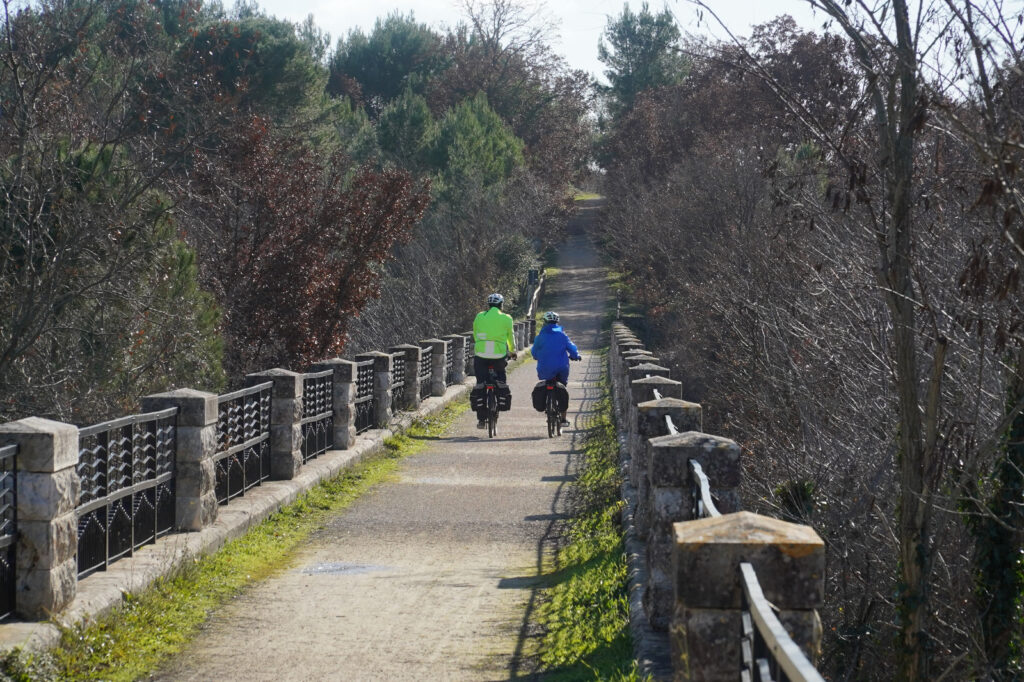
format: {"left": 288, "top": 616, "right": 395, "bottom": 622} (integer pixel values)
{"left": 214, "top": 382, "right": 272, "bottom": 504}
{"left": 445, "top": 342, "right": 454, "bottom": 386}
{"left": 392, "top": 351, "right": 406, "bottom": 411}
{"left": 0, "top": 444, "right": 16, "bottom": 621}
{"left": 355, "top": 360, "right": 375, "bottom": 434}
{"left": 419, "top": 344, "right": 433, "bottom": 400}
{"left": 76, "top": 408, "right": 177, "bottom": 579}
{"left": 301, "top": 370, "right": 334, "bottom": 462}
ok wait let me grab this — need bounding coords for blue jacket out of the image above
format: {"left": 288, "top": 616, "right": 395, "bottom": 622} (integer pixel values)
{"left": 533, "top": 324, "right": 580, "bottom": 380}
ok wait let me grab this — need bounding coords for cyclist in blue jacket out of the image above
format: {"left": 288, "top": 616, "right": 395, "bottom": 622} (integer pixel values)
{"left": 532, "top": 311, "right": 581, "bottom": 426}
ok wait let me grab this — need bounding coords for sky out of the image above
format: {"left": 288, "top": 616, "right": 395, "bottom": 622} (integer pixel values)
{"left": 253, "top": 0, "right": 826, "bottom": 81}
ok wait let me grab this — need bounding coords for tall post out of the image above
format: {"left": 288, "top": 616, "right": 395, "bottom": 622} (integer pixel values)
{"left": 444, "top": 335, "right": 467, "bottom": 384}
{"left": 0, "top": 418, "right": 79, "bottom": 619}
{"left": 420, "top": 339, "right": 448, "bottom": 397}
{"left": 246, "top": 369, "right": 303, "bottom": 480}
{"left": 462, "top": 332, "right": 475, "bottom": 378}
{"left": 390, "top": 344, "right": 423, "bottom": 411}
{"left": 631, "top": 396, "right": 699, "bottom": 541}
{"left": 142, "top": 389, "right": 220, "bottom": 531}
{"left": 356, "top": 352, "right": 393, "bottom": 427}
{"left": 672, "top": 512, "right": 825, "bottom": 680}
{"left": 645, "top": 431, "right": 741, "bottom": 630}
{"left": 311, "top": 358, "right": 357, "bottom": 449}
{"left": 528, "top": 318, "right": 537, "bottom": 343}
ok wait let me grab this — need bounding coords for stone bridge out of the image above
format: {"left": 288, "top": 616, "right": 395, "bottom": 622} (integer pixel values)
{"left": 0, "top": 230, "right": 826, "bottom": 681}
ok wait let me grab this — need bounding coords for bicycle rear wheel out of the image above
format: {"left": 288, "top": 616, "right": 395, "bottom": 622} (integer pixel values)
{"left": 487, "top": 391, "right": 497, "bottom": 438}
{"left": 546, "top": 396, "right": 556, "bottom": 438}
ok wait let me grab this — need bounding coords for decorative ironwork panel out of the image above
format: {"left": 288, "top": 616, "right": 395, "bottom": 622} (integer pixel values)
{"left": 355, "top": 360, "right": 375, "bottom": 434}
{"left": 391, "top": 352, "right": 407, "bottom": 411}
{"left": 214, "top": 382, "right": 272, "bottom": 504}
{"left": 419, "top": 345, "right": 433, "bottom": 400}
{"left": 445, "top": 343, "right": 454, "bottom": 386}
{"left": 301, "top": 370, "right": 334, "bottom": 462}
{"left": 76, "top": 408, "right": 177, "bottom": 579}
{"left": 0, "top": 445, "right": 16, "bottom": 621}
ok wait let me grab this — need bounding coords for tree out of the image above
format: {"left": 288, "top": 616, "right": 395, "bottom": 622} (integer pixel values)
{"left": 0, "top": 0, "right": 230, "bottom": 422}
{"left": 328, "top": 12, "right": 445, "bottom": 116}
{"left": 184, "top": 117, "right": 430, "bottom": 374}
{"left": 429, "top": 92, "right": 524, "bottom": 200}
{"left": 597, "top": 2, "right": 688, "bottom": 117}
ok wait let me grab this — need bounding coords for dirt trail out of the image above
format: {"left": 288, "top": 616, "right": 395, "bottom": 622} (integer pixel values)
{"left": 155, "top": 227, "right": 607, "bottom": 681}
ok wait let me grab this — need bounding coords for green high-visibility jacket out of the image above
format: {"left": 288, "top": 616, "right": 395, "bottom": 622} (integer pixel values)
{"left": 473, "top": 307, "right": 516, "bottom": 359}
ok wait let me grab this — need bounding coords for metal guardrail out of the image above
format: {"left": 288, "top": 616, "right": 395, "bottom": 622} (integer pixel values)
{"left": 76, "top": 408, "right": 177, "bottom": 578}
{"left": 741, "top": 563, "right": 826, "bottom": 682}
{"left": 215, "top": 381, "right": 272, "bottom": 504}
{"left": 355, "top": 360, "right": 375, "bottom": 434}
{"left": 689, "top": 460, "right": 721, "bottom": 519}
{"left": 301, "top": 370, "right": 334, "bottom": 462}
{"left": 0, "top": 444, "right": 16, "bottom": 620}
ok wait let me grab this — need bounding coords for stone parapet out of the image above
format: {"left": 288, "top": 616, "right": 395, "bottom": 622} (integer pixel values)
{"left": 356, "top": 352, "right": 393, "bottom": 427}
{"left": 671, "top": 512, "right": 824, "bottom": 679}
{"left": 311, "top": 358, "right": 358, "bottom": 449}
{"left": 644, "top": 431, "right": 741, "bottom": 630}
{"left": 142, "top": 389, "right": 219, "bottom": 531}
{"left": 246, "top": 369, "right": 303, "bottom": 480}
{"left": 0, "top": 418, "right": 80, "bottom": 619}
{"left": 389, "top": 345, "right": 423, "bottom": 411}
{"left": 420, "top": 339, "right": 448, "bottom": 397}
{"left": 443, "top": 335, "right": 467, "bottom": 384}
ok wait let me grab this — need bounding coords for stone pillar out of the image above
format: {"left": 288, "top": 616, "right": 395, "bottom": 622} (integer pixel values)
{"left": 632, "top": 397, "right": 700, "bottom": 542}
{"left": 671, "top": 512, "right": 825, "bottom": 681}
{"left": 141, "top": 389, "right": 219, "bottom": 531}
{"left": 629, "top": 362, "right": 670, "bottom": 385}
{"left": 0, "top": 418, "right": 79, "bottom": 619}
{"left": 246, "top": 369, "right": 303, "bottom": 480}
{"left": 444, "top": 335, "right": 467, "bottom": 383}
{"left": 645, "top": 431, "right": 741, "bottom": 630}
{"left": 311, "top": 358, "right": 358, "bottom": 449}
{"left": 356, "top": 352, "right": 393, "bottom": 427}
{"left": 421, "top": 339, "right": 448, "bottom": 397}
{"left": 528, "top": 318, "right": 537, "bottom": 343}
{"left": 390, "top": 344, "right": 423, "bottom": 410}
{"left": 463, "top": 332, "right": 475, "bottom": 377}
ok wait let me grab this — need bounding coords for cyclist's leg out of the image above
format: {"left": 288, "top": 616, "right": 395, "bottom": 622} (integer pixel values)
{"left": 554, "top": 369, "right": 570, "bottom": 424}
{"left": 493, "top": 357, "right": 509, "bottom": 383}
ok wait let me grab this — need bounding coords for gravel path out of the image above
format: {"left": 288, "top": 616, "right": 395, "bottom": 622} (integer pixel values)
{"left": 155, "top": 229, "right": 607, "bottom": 681}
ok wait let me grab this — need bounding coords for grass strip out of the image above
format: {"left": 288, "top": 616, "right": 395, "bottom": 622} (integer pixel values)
{"left": 0, "top": 400, "right": 468, "bottom": 682}
{"left": 534, "top": 367, "right": 640, "bottom": 681}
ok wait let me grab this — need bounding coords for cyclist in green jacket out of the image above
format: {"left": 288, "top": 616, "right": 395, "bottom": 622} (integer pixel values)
{"left": 472, "top": 293, "right": 518, "bottom": 429}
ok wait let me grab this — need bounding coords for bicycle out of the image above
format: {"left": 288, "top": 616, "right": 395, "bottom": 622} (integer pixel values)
{"left": 544, "top": 379, "right": 561, "bottom": 438}
{"left": 484, "top": 363, "right": 500, "bottom": 438}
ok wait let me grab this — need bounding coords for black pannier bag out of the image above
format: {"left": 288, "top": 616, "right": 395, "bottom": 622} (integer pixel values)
{"left": 472, "top": 382, "right": 513, "bottom": 412}
{"left": 470, "top": 385, "right": 487, "bottom": 412}
{"left": 495, "top": 382, "right": 512, "bottom": 411}
{"left": 532, "top": 381, "right": 568, "bottom": 412}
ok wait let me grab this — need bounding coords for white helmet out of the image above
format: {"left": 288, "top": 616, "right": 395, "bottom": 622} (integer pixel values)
{"left": 543, "top": 311, "right": 559, "bottom": 323}
{"left": 487, "top": 293, "right": 504, "bottom": 307}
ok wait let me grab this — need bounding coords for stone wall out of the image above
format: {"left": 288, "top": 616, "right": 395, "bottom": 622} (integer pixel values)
{"left": 609, "top": 321, "right": 826, "bottom": 681}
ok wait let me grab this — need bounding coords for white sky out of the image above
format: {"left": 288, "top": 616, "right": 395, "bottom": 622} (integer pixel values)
{"left": 252, "top": 0, "right": 826, "bottom": 81}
